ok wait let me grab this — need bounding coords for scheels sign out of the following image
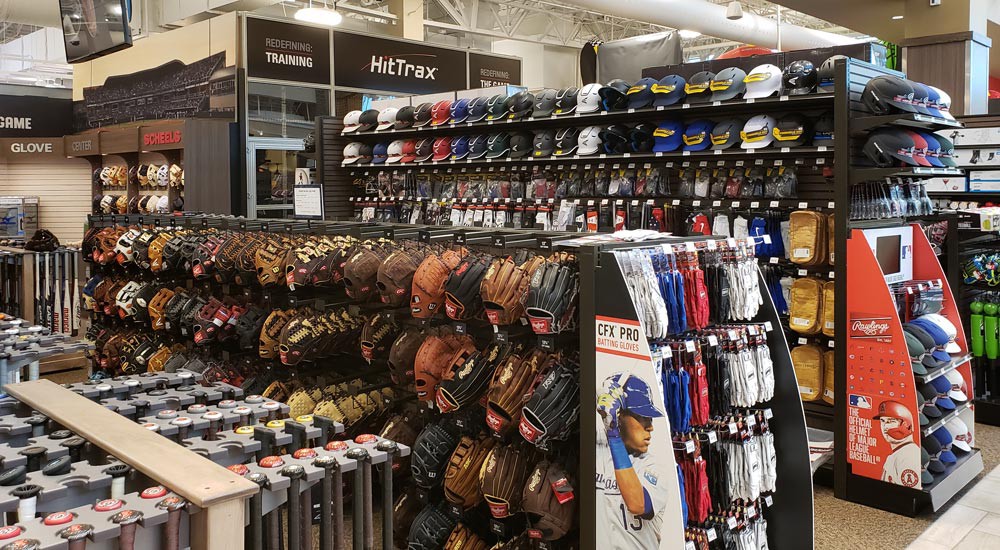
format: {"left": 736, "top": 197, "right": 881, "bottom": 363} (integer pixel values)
{"left": 144, "top": 131, "right": 182, "bottom": 146}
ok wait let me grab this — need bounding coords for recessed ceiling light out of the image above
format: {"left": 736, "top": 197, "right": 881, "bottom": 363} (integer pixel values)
{"left": 892, "top": 15, "right": 904, "bottom": 20}
{"left": 678, "top": 29, "right": 701, "bottom": 39}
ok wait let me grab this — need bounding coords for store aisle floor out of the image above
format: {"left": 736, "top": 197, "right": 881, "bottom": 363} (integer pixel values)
{"left": 815, "top": 423, "right": 1000, "bottom": 550}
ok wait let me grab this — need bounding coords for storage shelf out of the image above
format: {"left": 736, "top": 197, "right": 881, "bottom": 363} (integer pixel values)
{"left": 851, "top": 167, "right": 964, "bottom": 184}
{"left": 344, "top": 146, "right": 834, "bottom": 171}
{"left": 922, "top": 449, "right": 983, "bottom": 511}
{"left": 914, "top": 355, "right": 972, "bottom": 385}
{"left": 343, "top": 94, "right": 836, "bottom": 140}
{"left": 851, "top": 112, "right": 963, "bottom": 136}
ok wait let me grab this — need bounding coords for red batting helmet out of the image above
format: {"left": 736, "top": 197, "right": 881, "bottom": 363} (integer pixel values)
{"left": 873, "top": 400, "right": 914, "bottom": 439}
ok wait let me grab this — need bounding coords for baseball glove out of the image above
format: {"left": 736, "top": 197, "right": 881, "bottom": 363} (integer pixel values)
{"left": 255, "top": 243, "right": 288, "bottom": 287}
{"left": 388, "top": 327, "right": 424, "bottom": 385}
{"left": 437, "top": 342, "right": 517, "bottom": 414}
{"left": 343, "top": 246, "right": 388, "bottom": 301}
{"left": 259, "top": 309, "right": 292, "bottom": 359}
{"left": 380, "top": 411, "right": 424, "bottom": 475}
{"left": 377, "top": 249, "right": 424, "bottom": 307}
{"left": 360, "top": 312, "right": 400, "bottom": 364}
{"left": 393, "top": 489, "right": 422, "bottom": 549}
{"left": 411, "top": 423, "right": 459, "bottom": 489}
{"left": 414, "top": 329, "right": 475, "bottom": 402}
{"left": 146, "top": 346, "right": 174, "bottom": 373}
{"left": 444, "top": 436, "right": 497, "bottom": 509}
{"left": 233, "top": 305, "right": 266, "bottom": 350}
{"left": 479, "top": 443, "right": 536, "bottom": 518}
{"left": 286, "top": 388, "right": 318, "bottom": 419}
{"left": 444, "top": 523, "right": 488, "bottom": 550}
{"left": 313, "top": 399, "right": 350, "bottom": 426}
{"left": 486, "top": 349, "right": 553, "bottom": 436}
{"left": 411, "top": 249, "right": 463, "bottom": 319}
{"left": 522, "top": 460, "right": 576, "bottom": 540}
{"left": 407, "top": 505, "right": 457, "bottom": 550}
{"left": 519, "top": 361, "right": 580, "bottom": 448}
{"left": 480, "top": 254, "right": 545, "bottom": 325}
{"left": 444, "top": 255, "right": 491, "bottom": 320}
{"left": 525, "top": 259, "right": 580, "bottom": 334}
{"left": 489, "top": 533, "right": 529, "bottom": 550}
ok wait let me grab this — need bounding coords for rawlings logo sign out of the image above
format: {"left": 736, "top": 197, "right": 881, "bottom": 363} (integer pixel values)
{"left": 850, "top": 315, "right": 893, "bottom": 339}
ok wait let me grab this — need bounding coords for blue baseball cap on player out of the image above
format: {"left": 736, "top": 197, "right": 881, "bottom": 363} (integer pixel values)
{"left": 622, "top": 377, "right": 665, "bottom": 419}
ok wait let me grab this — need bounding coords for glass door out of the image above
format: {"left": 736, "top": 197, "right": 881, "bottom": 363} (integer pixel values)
{"left": 247, "top": 137, "right": 307, "bottom": 219}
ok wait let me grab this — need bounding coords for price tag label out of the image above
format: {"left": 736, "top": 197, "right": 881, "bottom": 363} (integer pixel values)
{"left": 686, "top": 542, "right": 696, "bottom": 550}
{"left": 692, "top": 200, "right": 701, "bottom": 207}
{"left": 770, "top": 201, "right": 780, "bottom": 208}
{"left": 708, "top": 335, "right": 719, "bottom": 347}
{"left": 828, "top": 340, "right": 835, "bottom": 348}
{"left": 707, "top": 528, "right": 718, "bottom": 542}
{"left": 728, "top": 330, "right": 739, "bottom": 341}
{"left": 746, "top": 414, "right": 756, "bottom": 427}
{"left": 765, "top": 495, "right": 774, "bottom": 507}
{"left": 732, "top": 201, "right": 741, "bottom": 208}
{"left": 728, "top": 422, "right": 738, "bottom": 435}
{"left": 764, "top": 321, "right": 773, "bottom": 332}
{"left": 798, "top": 337, "right": 808, "bottom": 345}
{"left": 798, "top": 201, "right": 808, "bottom": 209}
{"left": 685, "top": 440, "right": 695, "bottom": 453}
{"left": 685, "top": 340, "right": 696, "bottom": 352}
{"left": 726, "top": 238, "right": 737, "bottom": 248}
{"left": 797, "top": 269, "right": 808, "bottom": 276}
{"left": 685, "top": 242, "right": 697, "bottom": 252}
{"left": 769, "top": 257, "right": 779, "bottom": 264}
{"left": 672, "top": 199, "right": 681, "bottom": 206}
{"left": 713, "top": 200, "right": 722, "bottom": 207}
{"left": 764, "top": 408, "right": 774, "bottom": 420}
{"left": 736, "top": 160, "right": 744, "bottom": 167}
{"left": 707, "top": 239, "right": 717, "bottom": 250}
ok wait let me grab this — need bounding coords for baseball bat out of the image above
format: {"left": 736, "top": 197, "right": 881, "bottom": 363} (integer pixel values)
{"left": 53, "top": 252, "right": 62, "bottom": 334}
{"left": 71, "top": 251, "right": 80, "bottom": 335}
{"left": 58, "top": 523, "right": 93, "bottom": 550}
{"left": 282, "top": 465, "right": 305, "bottom": 550}
{"left": 376, "top": 441, "right": 398, "bottom": 550}
{"left": 248, "top": 473, "right": 269, "bottom": 550}
{"left": 156, "top": 496, "right": 187, "bottom": 550}
{"left": 313, "top": 456, "right": 337, "bottom": 550}
{"left": 300, "top": 487, "right": 313, "bottom": 550}
{"left": 112, "top": 510, "right": 142, "bottom": 550}
{"left": 44, "top": 253, "right": 53, "bottom": 332}
{"left": 34, "top": 252, "right": 41, "bottom": 325}
{"left": 62, "top": 251, "right": 71, "bottom": 334}
{"left": 333, "top": 462, "right": 344, "bottom": 550}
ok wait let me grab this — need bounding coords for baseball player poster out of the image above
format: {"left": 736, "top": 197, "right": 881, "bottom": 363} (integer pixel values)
{"left": 595, "top": 314, "right": 684, "bottom": 549}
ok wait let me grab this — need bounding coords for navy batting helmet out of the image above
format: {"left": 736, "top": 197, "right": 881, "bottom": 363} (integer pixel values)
{"left": 622, "top": 376, "right": 664, "bottom": 419}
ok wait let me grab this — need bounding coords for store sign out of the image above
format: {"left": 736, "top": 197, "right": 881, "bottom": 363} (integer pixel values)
{"left": 294, "top": 185, "right": 324, "bottom": 219}
{"left": 65, "top": 135, "right": 99, "bottom": 156}
{"left": 247, "top": 18, "right": 331, "bottom": 85}
{"left": 333, "top": 31, "right": 467, "bottom": 93}
{"left": 0, "top": 95, "right": 73, "bottom": 138}
{"left": 0, "top": 138, "right": 65, "bottom": 161}
{"left": 468, "top": 53, "right": 522, "bottom": 88}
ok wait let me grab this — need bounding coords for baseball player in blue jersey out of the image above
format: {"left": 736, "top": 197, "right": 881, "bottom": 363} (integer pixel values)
{"left": 596, "top": 373, "right": 670, "bottom": 549}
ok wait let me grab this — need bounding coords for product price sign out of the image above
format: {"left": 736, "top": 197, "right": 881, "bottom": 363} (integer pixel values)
{"left": 293, "top": 185, "right": 324, "bottom": 219}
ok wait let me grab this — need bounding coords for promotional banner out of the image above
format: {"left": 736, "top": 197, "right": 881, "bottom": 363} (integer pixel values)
{"left": 468, "top": 53, "right": 522, "bottom": 88}
{"left": 247, "top": 17, "right": 331, "bottom": 85}
{"left": 79, "top": 52, "right": 237, "bottom": 128}
{"left": 333, "top": 31, "right": 467, "bottom": 94}
{"left": 0, "top": 95, "right": 74, "bottom": 138}
{"left": 846, "top": 228, "right": 922, "bottom": 488}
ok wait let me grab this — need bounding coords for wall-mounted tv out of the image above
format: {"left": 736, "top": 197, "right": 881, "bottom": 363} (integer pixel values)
{"left": 59, "top": 0, "right": 132, "bottom": 64}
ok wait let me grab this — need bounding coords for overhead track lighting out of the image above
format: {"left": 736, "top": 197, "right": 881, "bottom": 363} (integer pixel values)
{"left": 726, "top": 1, "right": 744, "bottom": 20}
{"left": 295, "top": 0, "right": 343, "bottom": 26}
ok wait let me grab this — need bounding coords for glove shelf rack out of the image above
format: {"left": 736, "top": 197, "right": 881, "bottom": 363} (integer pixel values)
{"left": 833, "top": 55, "right": 980, "bottom": 515}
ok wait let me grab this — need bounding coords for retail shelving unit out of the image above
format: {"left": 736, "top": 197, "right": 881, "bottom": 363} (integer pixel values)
{"left": 832, "top": 59, "right": 979, "bottom": 515}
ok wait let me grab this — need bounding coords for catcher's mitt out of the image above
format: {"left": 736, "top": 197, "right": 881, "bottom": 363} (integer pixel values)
{"left": 444, "top": 255, "right": 491, "bottom": 321}
{"left": 519, "top": 361, "right": 580, "bottom": 449}
{"left": 388, "top": 327, "right": 424, "bottom": 385}
{"left": 479, "top": 443, "right": 536, "bottom": 519}
{"left": 437, "top": 342, "right": 515, "bottom": 414}
{"left": 411, "top": 423, "right": 459, "bottom": 489}
{"left": 377, "top": 249, "right": 423, "bottom": 307}
{"left": 480, "top": 255, "right": 545, "bottom": 325}
{"left": 286, "top": 388, "right": 318, "bottom": 419}
{"left": 360, "top": 312, "right": 400, "bottom": 364}
{"left": 486, "top": 350, "right": 552, "bottom": 436}
{"left": 414, "top": 329, "right": 474, "bottom": 402}
{"left": 444, "top": 436, "right": 497, "bottom": 509}
{"left": 411, "top": 249, "right": 463, "bottom": 319}
{"left": 407, "top": 505, "right": 457, "bottom": 550}
{"left": 444, "top": 523, "right": 488, "bottom": 550}
{"left": 525, "top": 259, "right": 579, "bottom": 334}
{"left": 522, "top": 460, "right": 576, "bottom": 541}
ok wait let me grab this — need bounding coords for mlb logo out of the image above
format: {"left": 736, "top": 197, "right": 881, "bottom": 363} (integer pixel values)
{"left": 850, "top": 394, "right": 872, "bottom": 409}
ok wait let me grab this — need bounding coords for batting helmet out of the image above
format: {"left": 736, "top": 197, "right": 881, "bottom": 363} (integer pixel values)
{"left": 621, "top": 377, "right": 664, "bottom": 419}
{"left": 873, "top": 400, "right": 914, "bottom": 439}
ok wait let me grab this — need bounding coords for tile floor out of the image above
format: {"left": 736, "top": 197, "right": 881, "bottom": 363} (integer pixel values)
{"left": 906, "top": 465, "right": 1000, "bottom": 549}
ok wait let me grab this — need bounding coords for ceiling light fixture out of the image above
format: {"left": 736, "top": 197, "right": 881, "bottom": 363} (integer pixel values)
{"left": 892, "top": 15, "right": 904, "bottom": 20}
{"left": 295, "top": 0, "right": 343, "bottom": 26}
{"left": 678, "top": 29, "right": 701, "bottom": 39}
{"left": 726, "top": 1, "right": 744, "bottom": 20}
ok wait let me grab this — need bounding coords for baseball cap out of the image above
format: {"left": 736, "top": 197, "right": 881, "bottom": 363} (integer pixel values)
{"left": 622, "top": 377, "right": 665, "bottom": 419}
{"left": 919, "top": 384, "right": 944, "bottom": 419}
{"left": 904, "top": 331, "right": 929, "bottom": 375}
{"left": 400, "top": 140, "right": 418, "bottom": 163}
{"left": 930, "top": 377, "right": 957, "bottom": 411}
{"left": 921, "top": 446, "right": 930, "bottom": 467}
{"left": 371, "top": 142, "right": 390, "bottom": 164}
{"left": 916, "top": 393, "right": 930, "bottom": 427}
{"left": 944, "top": 370, "right": 969, "bottom": 403}
{"left": 342, "top": 110, "right": 363, "bottom": 133}
{"left": 946, "top": 417, "right": 972, "bottom": 452}
{"left": 932, "top": 425, "right": 953, "bottom": 447}
{"left": 939, "top": 447, "right": 958, "bottom": 465}
{"left": 910, "top": 318, "right": 950, "bottom": 350}
{"left": 921, "top": 469, "right": 934, "bottom": 485}
{"left": 923, "top": 434, "right": 947, "bottom": 473}
{"left": 921, "top": 314, "right": 962, "bottom": 353}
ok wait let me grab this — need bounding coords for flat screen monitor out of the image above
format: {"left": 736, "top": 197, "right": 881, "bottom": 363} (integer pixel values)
{"left": 875, "top": 235, "right": 902, "bottom": 277}
{"left": 59, "top": 0, "right": 132, "bottom": 63}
